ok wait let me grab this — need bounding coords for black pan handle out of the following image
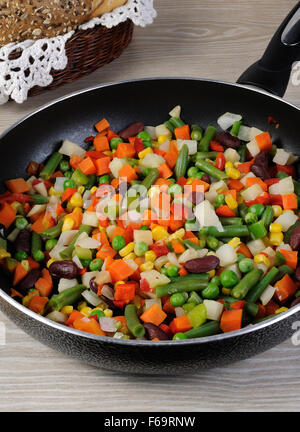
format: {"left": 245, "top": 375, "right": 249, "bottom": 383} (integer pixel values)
{"left": 237, "top": 2, "right": 300, "bottom": 97}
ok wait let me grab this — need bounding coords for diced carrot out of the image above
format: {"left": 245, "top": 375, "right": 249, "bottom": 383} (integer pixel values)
{"left": 228, "top": 179, "right": 244, "bottom": 192}
{"left": 61, "top": 187, "right": 77, "bottom": 203}
{"left": 245, "top": 177, "right": 268, "bottom": 192}
{"left": 30, "top": 212, "right": 47, "bottom": 234}
{"left": 282, "top": 193, "right": 298, "bottom": 210}
{"left": 174, "top": 124, "right": 190, "bottom": 140}
{"left": 230, "top": 300, "right": 245, "bottom": 310}
{"left": 158, "top": 163, "right": 173, "bottom": 179}
{"left": 169, "top": 315, "right": 192, "bottom": 333}
{"left": 99, "top": 231, "right": 110, "bottom": 247}
{"left": 114, "top": 282, "right": 136, "bottom": 303}
{"left": 164, "top": 151, "right": 178, "bottom": 169}
{"left": 162, "top": 297, "right": 175, "bottom": 314}
{"left": 35, "top": 277, "right": 52, "bottom": 297}
{"left": 279, "top": 249, "right": 298, "bottom": 270}
{"left": 220, "top": 309, "right": 243, "bottom": 333}
{"left": 118, "top": 163, "right": 138, "bottom": 182}
{"left": 96, "top": 246, "right": 117, "bottom": 261}
{"left": 94, "top": 157, "right": 111, "bottom": 176}
{"left": 238, "top": 160, "right": 254, "bottom": 173}
{"left": 107, "top": 129, "right": 119, "bottom": 141}
{"left": 264, "top": 299, "right": 279, "bottom": 316}
{"left": 66, "top": 310, "right": 85, "bottom": 326}
{"left": 73, "top": 317, "right": 105, "bottom": 336}
{"left": 216, "top": 205, "right": 236, "bottom": 218}
{"left": 140, "top": 304, "right": 167, "bottom": 327}
{"left": 169, "top": 214, "right": 184, "bottom": 231}
{"left": 42, "top": 212, "right": 55, "bottom": 231}
{"left": 77, "top": 157, "right": 96, "bottom": 175}
{"left": 27, "top": 257, "right": 40, "bottom": 270}
{"left": 95, "top": 118, "right": 110, "bottom": 133}
{"left": 222, "top": 189, "right": 237, "bottom": 200}
{"left": 10, "top": 288, "right": 23, "bottom": 299}
{"left": 70, "top": 155, "right": 84, "bottom": 170}
{"left": 237, "top": 243, "right": 252, "bottom": 258}
{"left": 255, "top": 132, "right": 272, "bottom": 151}
{"left": 178, "top": 266, "right": 188, "bottom": 276}
{"left": 109, "top": 259, "right": 135, "bottom": 283}
{"left": 116, "top": 142, "right": 135, "bottom": 159}
{"left": 13, "top": 262, "right": 28, "bottom": 286}
{"left": 274, "top": 274, "right": 297, "bottom": 304}
{"left": 153, "top": 148, "right": 166, "bottom": 157}
{"left": 171, "top": 239, "right": 185, "bottom": 254}
{"left": 94, "top": 134, "right": 110, "bottom": 152}
{"left": 265, "top": 178, "right": 280, "bottom": 187}
{"left": 5, "top": 178, "right": 30, "bottom": 194}
{"left": 28, "top": 296, "right": 48, "bottom": 314}
{"left": 190, "top": 178, "right": 210, "bottom": 193}
{"left": 0, "top": 202, "right": 16, "bottom": 228}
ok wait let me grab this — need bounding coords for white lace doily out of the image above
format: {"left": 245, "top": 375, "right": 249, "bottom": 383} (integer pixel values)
{"left": 0, "top": 0, "right": 156, "bottom": 105}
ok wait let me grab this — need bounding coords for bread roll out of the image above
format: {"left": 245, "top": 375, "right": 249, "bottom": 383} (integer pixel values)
{"left": 0, "top": 0, "right": 128, "bottom": 47}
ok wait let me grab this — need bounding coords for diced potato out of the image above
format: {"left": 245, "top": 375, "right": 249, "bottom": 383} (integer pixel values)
{"left": 216, "top": 244, "right": 237, "bottom": 267}
{"left": 123, "top": 259, "right": 139, "bottom": 272}
{"left": 249, "top": 127, "right": 263, "bottom": 141}
{"left": 203, "top": 300, "right": 224, "bottom": 321}
{"left": 194, "top": 200, "right": 223, "bottom": 232}
{"left": 178, "top": 248, "right": 208, "bottom": 263}
{"left": 59, "top": 139, "right": 86, "bottom": 158}
{"left": 169, "top": 105, "right": 181, "bottom": 118}
{"left": 274, "top": 212, "right": 298, "bottom": 232}
{"left": 82, "top": 211, "right": 99, "bottom": 227}
{"left": 224, "top": 148, "right": 240, "bottom": 163}
{"left": 145, "top": 298, "right": 162, "bottom": 311}
{"left": 273, "top": 148, "right": 290, "bottom": 165}
{"left": 278, "top": 176, "right": 294, "bottom": 194}
{"left": 241, "top": 184, "right": 264, "bottom": 202}
{"left": 247, "top": 239, "right": 266, "bottom": 256}
{"left": 140, "top": 153, "right": 165, "bottom": 168}
{"left": 133, "top": 229, "right": 153, "bottom": 245}
{"left": 246, "top": 139, "right": 260, "bottom": 157}
{"left": 140, "top": 269, "right": 170, "bottom": 288}
{"left": 155, "top": 124, "right": 172, "bottom": 139}
{"left": 95, "top": 270, "right": 112, "bottom": 285}
{"left": 109, "top": 158, "right": 126, "bottom": 178}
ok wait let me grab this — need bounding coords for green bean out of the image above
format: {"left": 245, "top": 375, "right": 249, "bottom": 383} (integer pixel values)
{"left": 293, "top": 179, "right": 300, "bottom": 196}
{"left": 40, "top": 152, "right": 63, "bottom": 180}
{"left": 175, "top": 144, "right": 189, "bottom": 180}
{"left": 254, "top": 314, "right": 277, "bottom": 324}
{"left": 231, "top": 120, "right": 242, "bottom": 137}
{"left": 238, "top": 203, "right": 249, "bottom": 219}
{"left": 125, "top": 304, "right": 145, "bottom": 338}
{"left": 164, "top": 120, "right": 175, "bottom": 133}
{"left": 200, "top": 225, "right": 249, "bottom": 238}
{"left": 195, "top": 159, "right": 228, "bottom": 181}
{"left": 40, "top": 217, "right": 65, "bottom": 240}
{"left": 183, "top": 239, "right": 201, "bottom": 250}
{"left": 169, "top": 273, "right": 210, "bottom": 283}
{"left": 244, "top": 301, "right": 259, "bottom": 317}
{"left": 261, "top": 206, "right": 274, "bottom": 229}
{"left": 60, "top": 225, "right": 92, "bottom": 260}
{"left": 284, "top": 220, "right": 300, "bottom": 243}
{"left": 231, "top": 269, "right": 263, "bottom": 299}
{"left": 71, "top": 169, "right": 89, "bottom": 186}
{"left": 32, "top": 194, "right": 49, "bottom": 204}
{"left": 49, "top": 284, "right": 86, "bottom": 311}
{"left": 85, "top": 175, "right": 96, "bottom": 190}
{"left": 219, "top": 217, "right": 243, "bottom": 226}
{"left": 156, "top": 280, "right": 208, "bottom": 297}
{"left": 195, "top": 151, "right": 218, "bottom": 160}
{"left": 238, "top": 145, "right": 247, "bottom": 163}
{"left": 169, "top": 117, "right": 185, "bottom": 128}
{"left": 141, "top": 168, "right": 159, "bottom": 190}
{"left": 184, "top": 321, "right": 220, "bottom": 339}
{"left": 0, "top": 237, "right": 7, "bottom": 250}
{"left": 198, "top": 126, "right": 217, "bottom": 152}
{"left": 246, "top": 267, "right": 279, "bottom": 303}
{"left": 273, "top": 265, "right": 294, "bottom": 283}
{"left": 31, "top": 232, "right": 42, "bottom": 257}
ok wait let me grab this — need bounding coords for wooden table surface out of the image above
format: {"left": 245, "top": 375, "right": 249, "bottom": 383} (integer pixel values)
{"left": 1, "top": 0, "right": 300, "bottom": 412}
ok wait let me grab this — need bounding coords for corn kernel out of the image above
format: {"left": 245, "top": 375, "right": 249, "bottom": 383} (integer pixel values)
{"left": 114, "top": 281, "right": 125, "bottom": 289}
{"left": 237, "top": 195, "right": 244, "bottom": 204}
{"left": 140, "top": 262, "right": 154, "bottom": 272}
{"left": 0, "top": 248, "right": 10, "bottom": 259}
{"left": 275, "top": 307, "right": 289, "bottom": 314}
{"left": 80, "top": 307, "right": 93, "bottom": 316}
{"left": 222, "top": 287, "right": 232, "bottom": 295}
{"left": 207, "top": 251, "right": 216, "bottom": 257}
{"left": 77, "top": 185, "right": 85, "bottom": 195}
{"left": 283, "top": 209, "right": 295, "bottom": 214}
{"left": 225, "top": 161, "right": 234, "bottom": 170}
{"left": 124, "top": 252, "right": 136, "bottom": 260}
{"left": 269, "top": 232, "right": 284, "bottom": 246}
{"left": 62, "top": 216, "right": 75, "bottom": 232}
{"left": 119, "top": 242, "right": 135, "bottom": 257}
{"left": 11, "top": 201, "right": 21, "bottom": 212}
{"left": 70, "top": 192, "right": 83, "bottom": 208}
{"left": 254, "top": 254, "right": 271, "bottom": 266}
{"left": 168, "top": 228, "right": 185, "bottom": 242}
{"left": 22, "top": 295, "right": 30, "bottom": 307}
{"left": 138, "top": 148, "right": 153, "bottom": 160}
{"left": 61, "top": 305, "right": 73, "bottom": 315}
{"left": 272, "top": 205, "right": 283, "bottom": 217}
{"left": 228, "top": 237, "right": 241, "bottom": 248}
{"left": 227, "top": 168, "right": 241, "bottom": 180}
{"left": 152, "top": 225, "right": 169, "bottom": 241}
{"left": 145, "top": 250, "right": 157, "bottom": 262}
{"left": 269, "top": 223, "right": 282, "bottom": 233}
{"left": 98, "top": 226, "right": 106, "bottom": 232}
{"left": 47, "top": 258, "right": 56, "bottom": 268}
{"left": 157, "top": 134, "right": 168, "bottom": 145}
{"left": 104, "top": 309, "right": 113, "bottom": 317}
{"left": 225, "top": 194, "right": 238, "bottom": 210}
{"left": 21, "top": 260, "right": 30, "bottom": 272}
{"left": 208, "top": 270, "right": 216, "bottom": 279}
{"left": 48, "top": 187, "right": 61, "bottom": 196}
{"left": 90, "top": 186, "right": 98, "bottom": 195}
{"left": 78, "top": 301, "right": 87, "bottom": 311}
{"left": 103, "top": 151, "right": 112, "bottom": 156}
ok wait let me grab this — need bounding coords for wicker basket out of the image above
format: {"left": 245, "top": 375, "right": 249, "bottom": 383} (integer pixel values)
{"left": 28, "top": 19, "right": 134, "bottom": 97}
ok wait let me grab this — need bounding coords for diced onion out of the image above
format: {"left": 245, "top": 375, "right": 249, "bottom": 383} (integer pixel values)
{"left": 140, "top": 153, "right": 165, "bottom": 168}
{"left": 101, "top": 284, "right": 114, "bottom": 300}
{"left": 274, "top": 212, "right": 298, "bottom": 232}
{"left": 134, "top": 229, "right": 153, "bottom": 245}
{"left": 169, "top": 105, "right": 181, "bottom": 118}
{"left": 175, "top": 307, "right": 185, "bottom": 317}
{"left": 34, "top": 181, "right": 48, "bottom": 197}
{"left": 46, "top": 311, "right": 68, "bottom": 324}
{"left": 241, "top": 184, "right": 264, "bottom": 202}
{"left": 139, "top": 270, "right": 170, "bottom": 289}
{"left": 203, "top": 300, "right": 223, "bottom": 321}
{"left": 82, "top": 211, "right": 99, "bottom": 227}
{"left": 159, "top": 140, "right": 170, "bottom": 152}
{"left": 59, "top": 139, "right": 86, "bottom": 158}
{"left": 216, "top": 244, "right": 237, "bottom": 267}
{"left": 72, "top": 255, "right": 83, "bottom": 269}
{"left": 82, "top": 289, "right": 102, "bottom": 307}
{"left": 109, "top": 158, "right": 126, "bottom": 178}
{"left": 99, "top": 317, "right": 118, "bottom": 333}
{"left": 27, "top": 204, "right": 47, "bottom": 217}
{"left": 247, "top": 239, "right": 266, "bottom": 256}
{"left": 54, "top": 177, "right": 67, "bottom": 193}
{"left": 260, "top": 285, "right": 276, "bottom": 306}
{"left": 237, "top": 125, "right": 251, "bottom": 142}
{"left": 246, "top": 139, "right": 260, "bottom": 157}
{"left": 217, "top": 112, "right": 242, "bottom": 130}
{"left": 58, "top": 278, "right": 78, "bottom": 293}
{"left": 144, "top": 126, "right": 157, "bottom": 139}
{"left": 273, "top": 148, "right": 290, "bottom": 165}
{"left": 177, "top": 139, "right": 197, "bottom": 155}
{"left": 224, "top": 148, "right": 240, "bottom": 163}
{"left": 58, "top": 230, "right": 78, "bottom": 246}
{"left": 145, "top": 298, "right": 162, "bottom": 310}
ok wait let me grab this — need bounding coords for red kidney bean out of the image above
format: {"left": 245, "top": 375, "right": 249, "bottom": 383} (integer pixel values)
{"left": 250, "top": 150, "right": 271, "bottom": 180}
{"left": 119, "top": 122, "right": 144, "bottom": 140}
{"left": 18, "top": 269, "right": 41, "bottom": 292}
{"left": 290, "top": 297, "right": 300, "bottom": 308}
{"left": 215, "top": 131, "right": 240, "bottom": 149}
{"left": 89, "top": 277, "right": 98, "bottom": 294}
{"left": 143, "top": 322, "right": 169, "bottom": 340}
{"left": 99, "top": 295, "right": 123, "bottom": 315}
{"left": 191, "top": 191, "right": 204, "bottom": 205}
{"left": 184, "top": 256, "right": 220, "bottom": 273}
{"left": 15, "top": 229, "right": 31, "bottom": 254}
{"left": 290, "top": 227, "right": 300, "bottom": 251}
{"left": 295, "top": 267, "right": 300, "bottom": 282}
{"left": 49, "top": 260, "right": 78, "bottom": 279}
{"left": 201, "top": 174, "right": 211, "bottom": 184}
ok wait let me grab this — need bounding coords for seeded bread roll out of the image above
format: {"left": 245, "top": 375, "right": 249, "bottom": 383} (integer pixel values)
{"left": 0, "top": 0, "right": 128, "bottom": 47}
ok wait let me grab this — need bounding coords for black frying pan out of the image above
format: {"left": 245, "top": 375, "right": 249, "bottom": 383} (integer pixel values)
{"left": 0, "top": 4, "right": 300, "bottom": 374}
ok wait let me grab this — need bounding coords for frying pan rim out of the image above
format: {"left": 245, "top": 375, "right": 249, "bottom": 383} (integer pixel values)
{"left": 0, "top": 76, "right": 299, "bottom": 347}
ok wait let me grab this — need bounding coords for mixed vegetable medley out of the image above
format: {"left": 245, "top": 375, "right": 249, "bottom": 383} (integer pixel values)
{"left": 1, "top": 106, "right": 300, "bottom": 342}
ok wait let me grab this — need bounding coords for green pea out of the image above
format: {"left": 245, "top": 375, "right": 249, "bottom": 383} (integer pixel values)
{"left": 187, "top": 166, "right": 199, "bottom": 178}
{"left": 90, "top": 309, "right": 105, "bottom": 320}
{"left": 170, "top": 292, "right": 186, "bottom": 307}
{"left": 137, "top": 131, "right": 152, "bottom": 142}
{"left": 15, "top": 251, "right": 28, "bottom": 261}
{"left": 198, "top": 234, "right": 206, "bottom": 248}
{"left": 237, "top": 253, "right": 246, "bottom": 263}
{"left": 63, "top": 179, "right": 77, "bottom": 190}
{"left": 206, "top": 236, "right": 219, "bottom": 251}
{"left": 80, "top": 258, "right": 92, "bottom": 268}
{"left": 64, "top": 170, "right": 73, "bottom": 179}
{"left": 33, "top": 250, "right": 45, "bottom": 262}
{"left": 245, "top": 212, "right": 258, "bottom": 225}
{"left": 160, "top": 266, "right": 169, "bottom": 276}
{"left": 167, "top": 265, "right": 179, "bottom": 278}
{"left": 112, "top": 235, "right": 126, "bottom": 251}
{"left": 216, "top": 194, "right": 225, "bottom": 206}
{"left": 168, "top": 178, "right": 176, "bottom": 184}
{"left": 134, "top": 241, "right": 148, "bottom": 256}
{"left": 45, "top": 239, "right": 58, "bottom": 252}
{"left": 173, "top": 332, "right": 187, "bottom": 341}
{"left": 168, "top": 183, "right": 182, "bottom": 196}
{"left": 60, "top": 160, "right": 70, "bottom": 172}
{"left": 210, "top": 276, "right": 220, "bottom": 286}
{"left": 238, "top": 258, "right": 254, "bottom": 273}
{"left": 89, "top": 258, "right": 104, "bottom": 271}
{"left": 194, "top": 172, "right": 204, "bottom": 180}
{"left": 110, "top": 137, "right": 123, "bottom": 150}
{"left": 139, "top": 225, "right": 149, "bottom": 231}
{"left": 143, "top": 141, "right": 152, "bottom": 148}
{"left": 98, "top": 175, "right": 110, "bottom": 184}
{"left": 15, "top": 217, "right": 28, "bottom": 230}
{"left": 191, "top": 129, "right": 202, "bottom": 141}
{"left": 220, "top": 270, "right": 239, "bottom": 288}
{"left": 202, "top": 282, "right": 220, "bottom": 299}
